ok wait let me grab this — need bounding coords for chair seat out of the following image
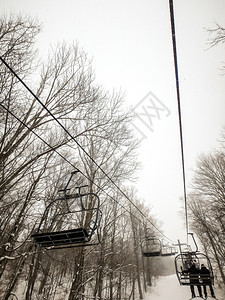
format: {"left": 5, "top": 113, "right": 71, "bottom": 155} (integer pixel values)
{"left": 32, "top": 228, "right": 89, "bottom": 247}
{"left": 143, "top": 251, "right": 161, "bottom": 257}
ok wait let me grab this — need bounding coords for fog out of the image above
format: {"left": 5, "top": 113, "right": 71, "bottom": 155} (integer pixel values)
{"left": 144, "top": 274, "right": 222, "bottom": 300}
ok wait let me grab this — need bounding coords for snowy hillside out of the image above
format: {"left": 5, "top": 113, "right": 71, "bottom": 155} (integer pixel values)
{"left": 144, "top": 274, "right": 190, "bottom": 299}
{"left": 144, "top": 274, "right": 223, "bottom": 300}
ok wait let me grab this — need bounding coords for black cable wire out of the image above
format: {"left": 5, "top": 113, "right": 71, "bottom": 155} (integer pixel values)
{"left": 0, "top": 102, "right": 126, "bottom": 211}
{"left": 169, "top": 0, "right": 189, "bottom": 242}
{"left": 0, "top": 103, "right": 80, "bottom": 172}
{"left": 0, "top": 56, "right": 175, "bottom": 243}
{"left": 1, "top": 101, "right": 174, "bottom": 243}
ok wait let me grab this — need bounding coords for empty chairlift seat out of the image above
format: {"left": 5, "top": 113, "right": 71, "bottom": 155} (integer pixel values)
{"left": 141, "top": 237, "right": 162, "bottom": 257}
{"left": 32, "top": 177, "right": 102, "bottom": 250}
{"left": 161, "top": 244, "right": 178, "bottom": 256}
{"left": 32, "top": 227, "right": 89, "bottom": 247}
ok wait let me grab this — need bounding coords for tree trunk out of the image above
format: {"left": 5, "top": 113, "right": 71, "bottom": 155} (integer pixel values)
{"left": 3, "top": 255, "right": 25, "bottom": 300}
{"left": 38, "top": 258, "right": 51, "bottom": 295}
{"left": 25, "top": 251, "right": 42, "bottom": 300}
{"left": 130, "top": 214, "right": 143, "bottom": 299}
{"left": 68, "top": 248, "right": 85, "bottom": 300}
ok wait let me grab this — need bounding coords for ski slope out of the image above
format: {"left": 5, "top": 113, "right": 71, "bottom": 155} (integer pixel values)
{"left": 143, "top": 274, "right": 222, "bottom": 300}
{"left": 144, "top": 274, "right": 190, "bottom": 299}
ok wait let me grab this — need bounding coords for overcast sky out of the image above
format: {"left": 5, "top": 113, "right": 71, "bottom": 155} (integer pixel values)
{"left": 1, "top": 0, "right": 225, "bottom": 243}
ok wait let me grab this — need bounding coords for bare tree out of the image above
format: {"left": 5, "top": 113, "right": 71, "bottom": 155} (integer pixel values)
{"left": 188, "top": 133, "right": 225, "bottom": 286}
{"left": 207, "top": 23, "right": 225, "bottom": 75}
{"left": 207, "top": 23, "right": 225, "bottom": 48}
{"left": 0, "top": 13, "right": 162, "bottom": 300}
{"left": 0, "top": 13, "right": 107, "bottom": 299}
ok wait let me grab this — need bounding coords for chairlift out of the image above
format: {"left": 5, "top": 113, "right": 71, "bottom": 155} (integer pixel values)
{"left": 175, "top": 233, "right": 214, "bottom": 286}
{"left": 31, "top": 172, "right": 102, "bottom": 250}
{"left": 141, "top": 236, "right": 162, "bottom": 257}
{"left": 161, "top": 242, "right": 178, "bottom": 257}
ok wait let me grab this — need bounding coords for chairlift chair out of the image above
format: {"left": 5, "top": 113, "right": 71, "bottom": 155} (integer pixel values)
{"left": 32, "top": 172, "right": 102, "bottom": 250}
{"left": 175, "top": 234, "right": 214, "bottom": 286}
{"left": 141, "top": 237, "right": 162, "bottom": 257}
{"left": 161, "top": 243, "right": 178, "bottom": 257}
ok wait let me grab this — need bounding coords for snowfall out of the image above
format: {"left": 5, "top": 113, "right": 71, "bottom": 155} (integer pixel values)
{"left": 143, "top": 274, "right": 224, "bottom": 300}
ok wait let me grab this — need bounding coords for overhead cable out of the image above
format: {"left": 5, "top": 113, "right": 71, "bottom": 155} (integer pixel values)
{"left": 169, "top": 0, "right": 189, "bottom": 241}
{"left": 0, "top": 56, "right": 175, "bottom": 243}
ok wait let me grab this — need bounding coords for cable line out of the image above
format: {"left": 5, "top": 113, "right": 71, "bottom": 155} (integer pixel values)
{"left": 0, "top": 103, "right": 173, "bottom": 242}
{"left": 0, "top": 103, "right": 80, "bottom": 172}
{"left": 0, "top": 57, "right": 174, "bottom": 242}
{"left": 169, "top": 0, "right": 189, "bottom": 241}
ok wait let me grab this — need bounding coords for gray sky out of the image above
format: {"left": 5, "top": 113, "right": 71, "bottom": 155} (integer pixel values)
{"left": 1, "top": 0, "right": 225, "bottom": 243}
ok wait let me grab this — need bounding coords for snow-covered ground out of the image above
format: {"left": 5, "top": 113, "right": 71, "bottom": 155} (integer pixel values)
{"left": 143, "top": 274, "right": 224, "bottom": 300}
{"left": 13, "top": 273, "right": 224, "bottom": 299}
{"left": 143, "top": 274, "right": 190, "bottom": 299}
